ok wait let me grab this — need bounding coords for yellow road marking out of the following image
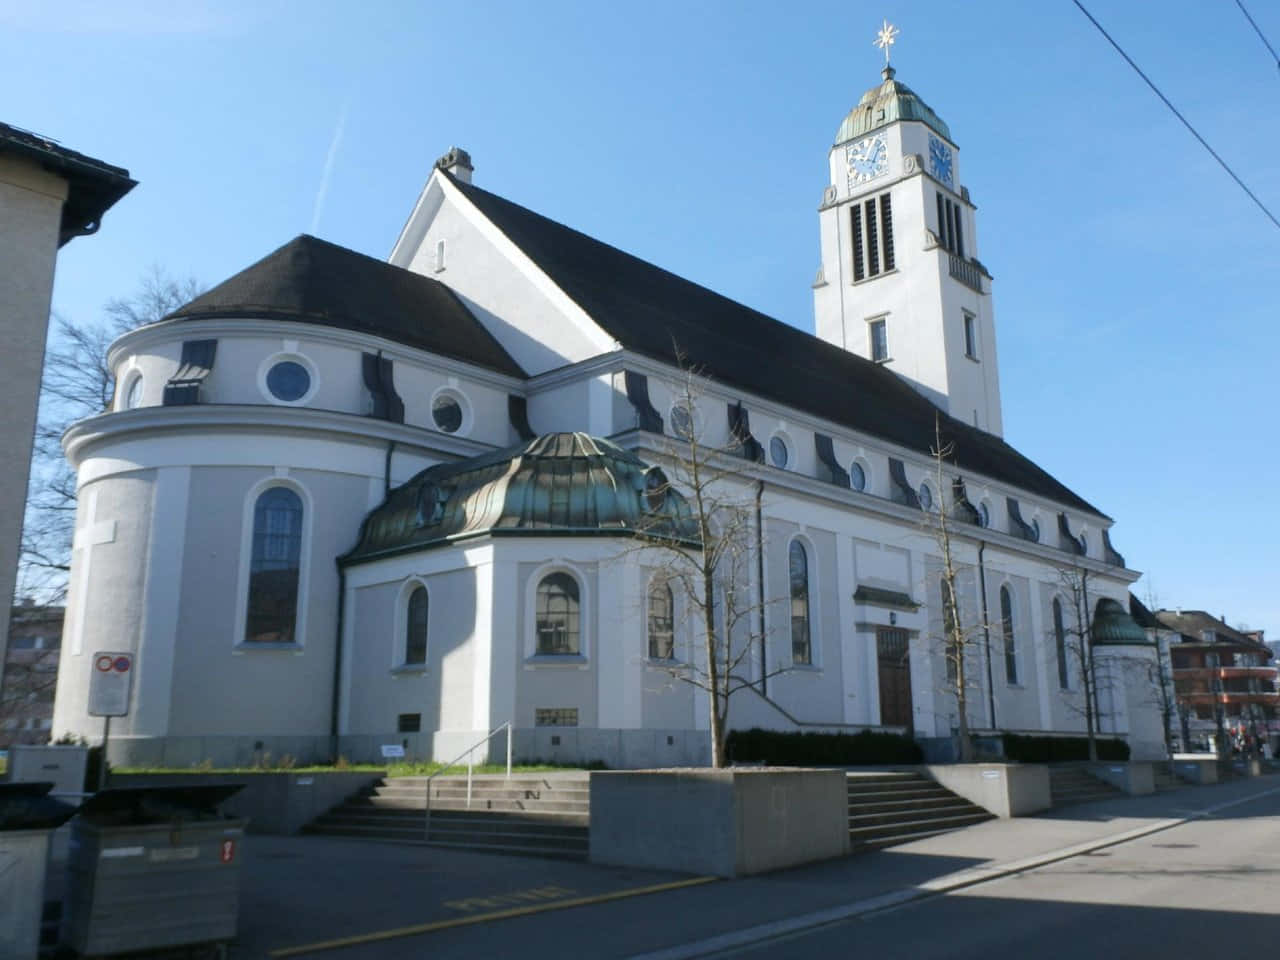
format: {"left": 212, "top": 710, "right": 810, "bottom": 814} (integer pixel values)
{"left": 269, "top": 875, "right": 719, "bottom": 957}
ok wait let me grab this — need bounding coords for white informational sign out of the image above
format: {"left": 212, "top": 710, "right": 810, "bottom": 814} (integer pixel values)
{"left": 379, "top": 744, "right": 406, "bottom": 759}
{"left": 88, "top": 652, "right": 134, "bottom": 717}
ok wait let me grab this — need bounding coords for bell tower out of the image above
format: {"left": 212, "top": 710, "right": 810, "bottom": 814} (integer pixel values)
{"left": 813, "top": 23, "right": 1002, "bottom": 435}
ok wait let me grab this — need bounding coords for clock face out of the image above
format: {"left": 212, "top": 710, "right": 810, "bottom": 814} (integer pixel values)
{"left": 845, "top": 134, "right": 888, "bottom": 189}
{"left": 928, "top": 134, "right": 954, "bottom": 188}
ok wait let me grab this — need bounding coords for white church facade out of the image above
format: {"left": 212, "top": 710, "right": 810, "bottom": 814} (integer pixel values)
{"left": 52, "top": 65, "right": 1165, "bottom": 767}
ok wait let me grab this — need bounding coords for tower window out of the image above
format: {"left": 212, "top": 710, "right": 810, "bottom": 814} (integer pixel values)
{"left": 963, "top": 312, "right": 978, "bottom": 359}
{"left": 869, "top": 318, "right": 888, "bottom": 362}
{"left": 852, "top": 192, "right": 895, "bottom": 281}
{"left": 936, "top": 191, "right": 965, "bottom": 258}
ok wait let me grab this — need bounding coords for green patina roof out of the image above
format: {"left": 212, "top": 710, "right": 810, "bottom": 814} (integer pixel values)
{"left": 1092, "top": 598, "right": 1154, "bottom": 647}
{"left": 834, "top": 66, "right": 952, "bottom": 145}
{"left": 343, "top": 433, "right": 699, "bottom": 564}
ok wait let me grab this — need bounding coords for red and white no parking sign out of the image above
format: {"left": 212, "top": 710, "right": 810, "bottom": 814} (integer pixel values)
{"left": 89, "top": 650, "right": 133, "bottom": 717}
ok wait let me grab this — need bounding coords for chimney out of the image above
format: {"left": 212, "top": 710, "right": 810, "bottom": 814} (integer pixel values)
{"left": 435, "top": 146, "right": 474, "bottom": 184}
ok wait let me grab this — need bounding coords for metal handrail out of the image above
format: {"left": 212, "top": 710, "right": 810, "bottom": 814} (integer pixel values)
{"left": 423, "top": 721, "right": 513, "bottom": 839}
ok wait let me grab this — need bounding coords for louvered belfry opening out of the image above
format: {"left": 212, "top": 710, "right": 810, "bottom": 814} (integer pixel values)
{"left": 852, "top": 192, "right": 895, "bottom": 281}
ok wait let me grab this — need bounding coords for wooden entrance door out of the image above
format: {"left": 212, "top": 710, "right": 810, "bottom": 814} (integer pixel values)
{"left": 877, "top": 627, "right": 913, "bottom": 730}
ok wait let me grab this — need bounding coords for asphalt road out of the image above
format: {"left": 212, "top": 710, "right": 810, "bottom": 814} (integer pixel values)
{"left": 729, "top": 788, "right": 1280, "bottom": 959}
{"left": 234, "top": 777, "right": 1280, "bottom": 959}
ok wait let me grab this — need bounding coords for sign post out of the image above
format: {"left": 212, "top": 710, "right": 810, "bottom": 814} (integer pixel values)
{"left": 89, "top": 652, "right": 133, "bottom": 791}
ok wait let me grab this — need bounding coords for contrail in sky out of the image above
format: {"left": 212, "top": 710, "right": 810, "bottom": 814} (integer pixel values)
{"left": 310, "top": 96, "right": 351, "bottom": 235}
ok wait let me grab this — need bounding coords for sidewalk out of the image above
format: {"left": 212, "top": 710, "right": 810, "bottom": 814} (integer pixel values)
{"left": 234, "top": 774, "right": 1280, "bottom": 959}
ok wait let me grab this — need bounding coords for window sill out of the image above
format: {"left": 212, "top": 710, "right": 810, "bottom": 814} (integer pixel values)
{"left": 965, "top": 354, "right": 981, "bottom": 363}
{"left": 525, "top": 654, "right": 589, "bottom": 669}
{"left": 392, "top": 664, "right": 429, "bottom": 676}
{"left": 872, "top": 356, "right": 893, "bottom": 365}
{"left": 645, "top": 658, "right": 689, "bottom": 670}
{"left": 234, "top": 642, "right": 303, "bottom": 653}
{"left": 851, "top": 268, "right": 898, "bottom": 287}
{"left": 790, "top": 662, "right": 823, "bottom": 673}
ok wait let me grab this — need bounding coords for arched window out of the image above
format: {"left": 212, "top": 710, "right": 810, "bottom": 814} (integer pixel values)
{"left": 1000, "top": 586, "right": 1017, "bottom": 684}
{"left": 942, "top": 578, "right": 958, "bottom": 683}
{"left": 789, "top": 540, "right": 811, "bottom": 665}
{"left": 405, "top": 585, "right": 428, "bottom": 665}
{"left": 647, "top": 580, "right": 675, "bottom": 660}
{"left": 1053, "top": 597, "right": 1069, "bottom": 689}
{"left": 536, "top": 572, "right": 580, "bottom": 655}
{"left": 245, "top": 486, "right": 303, "bottom": 644}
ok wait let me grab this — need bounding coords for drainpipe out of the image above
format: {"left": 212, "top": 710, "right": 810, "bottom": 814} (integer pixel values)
{"left": 329, "top": 563, "right": 347, "bottom": 761}
{"left": 978, "top": 540, "right": 996, "bottom": 730}
{"left": 756, "top": 479, "right": 767, "bottom": 696}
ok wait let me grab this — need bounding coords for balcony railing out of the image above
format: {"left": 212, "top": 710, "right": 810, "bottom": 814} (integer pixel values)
{"left": 948, "top": 254, "right": 984, "bottom": 293}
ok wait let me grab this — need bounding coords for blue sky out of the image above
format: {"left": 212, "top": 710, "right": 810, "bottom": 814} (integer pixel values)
{"left": 5, "top": 1, "right": 1278, "bottom": 636}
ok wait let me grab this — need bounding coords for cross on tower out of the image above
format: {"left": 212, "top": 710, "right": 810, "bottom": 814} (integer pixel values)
{"left": 874, "top": 19, "right": 899, "bottom": 66}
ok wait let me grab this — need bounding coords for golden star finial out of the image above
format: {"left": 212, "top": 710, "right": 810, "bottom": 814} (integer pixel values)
{"left": 874, "top": 19, "right": 899, "bottom": 66}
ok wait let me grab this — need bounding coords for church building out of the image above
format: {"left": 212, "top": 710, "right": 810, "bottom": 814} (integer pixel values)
{"left": 52, "top": 60, "right": 1165, "bottom": 767}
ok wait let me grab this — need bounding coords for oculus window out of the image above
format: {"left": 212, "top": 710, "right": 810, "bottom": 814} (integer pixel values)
{"left": 432, "top": 392, "right": 464, "bottom": 433}
{"left": 849, "top": 460, "right": 866, "bottom": 492}
{"left": 789, "top": 540, "right": 812, "bottom": 665}
{"left": 245, "top": 487, "right": 303, "bottom": 644}
{"left": 536, "top": 572, "right": 581, "bottom": 655}
{"left": 266, "top": 361, "right": 311, "bottom": 403}
{"left": 770, "top": 436, "right": 789, "bottom": 469}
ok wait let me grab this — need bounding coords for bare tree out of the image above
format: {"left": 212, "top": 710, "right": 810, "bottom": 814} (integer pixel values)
{"left": 1049, "top": 565, "right": 1106, "bottom": 761}
{"left": 629, "top": 361, "right": 786, "bottom": 768}
{"left": 924, "top": 418, "right": 986, "bottom": 763}
{"left": 14, "top": 268, "right": 201, "bottom": 604}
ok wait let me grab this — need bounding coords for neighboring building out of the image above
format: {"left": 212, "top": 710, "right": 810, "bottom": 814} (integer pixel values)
{"left": 1153, "top": 609, "right": 1279, "bottom": 754}
{"left": 51, "top": 61, "right": 1164, "bottom": 768}
{"left": 0, "top": 122, "right": 134, "bottom": 678}
{"left": 1, "top": 602, "right": 64, "bottom": 746}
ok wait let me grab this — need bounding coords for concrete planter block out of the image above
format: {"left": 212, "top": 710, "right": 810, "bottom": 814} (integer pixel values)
{"left": 1089, "top": 762, "right": 1155, "bottom": 795}
{"left": 588, "top": 768, "right": 849, "bottom": 877}
{"left": 109, "top": 772, "right": 385, "bottom": 834}
{"left": 4, "top": 744, "right": 89, "bottom": 796}
{"left": 1171, "top": 756, "right": 1218, "bottom": 785}
{"left": 925, "top": 763, "right": 1050, "bottom": 817}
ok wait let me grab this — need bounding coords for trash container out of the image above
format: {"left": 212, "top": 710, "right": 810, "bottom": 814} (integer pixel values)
{"left": 62, "top": 783, "right": 247, "bottom": 957}
{"left": 0, "top": 782, "right": 80, "bottom": 960}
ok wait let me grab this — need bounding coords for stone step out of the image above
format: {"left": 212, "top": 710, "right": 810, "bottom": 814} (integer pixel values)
{"left": 849, "top": 810, "right": 993, "bottom": 846}
{"left": 848, "top": 802, "right": 984, "bottom": 830}
{"left": 358, "top": 795, "right": 589, "bottom": 815}
{"left": 847, "top": 795, "right": 973, "bottom": 816}
{"left": 304, "top": 822, "right": 588, "bottom": 860}
{"left": 846, "top": 783, "right": 952, "bottom": 799}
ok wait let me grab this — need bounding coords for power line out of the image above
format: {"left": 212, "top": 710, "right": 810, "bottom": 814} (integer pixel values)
{"left": 1071, "top": 0, "right": 1280, "bottom": 232}
{"left": 1235, "top": 0, "right": 1280, "bottom": 73}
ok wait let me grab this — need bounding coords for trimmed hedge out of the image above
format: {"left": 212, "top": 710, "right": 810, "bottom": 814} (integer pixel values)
{"left": 1002, "top": 733, "right": 1129, "bottom": 763}
{"left": 727, "top": 728, "right": 923, "bottom": 766}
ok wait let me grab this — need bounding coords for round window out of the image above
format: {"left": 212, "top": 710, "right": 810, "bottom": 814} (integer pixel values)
{"left": 124, "top": 375, "right": 143, "bottom": 410}
{"left": 849, "top": 461, "right": 866, "bottom": 492}
{"left": 978, "top": 502, "right": 990, "bottom": 528}
{"left": 432, "top": 392, "right": 464, "bottom": 433}
{"left": 769, "top": 436, "right": 789, "bottom": 469}
{"left": 643, "top": 468, "right": 668, "bottom": 513}
{"left": 918, "top": 483, "right": 933, "bottom": 511}
{"left": 670, "top": 405, "right": 693, "bottom": 440}
{"left": 266, "top": 361, "right": 312, "bottom": 402}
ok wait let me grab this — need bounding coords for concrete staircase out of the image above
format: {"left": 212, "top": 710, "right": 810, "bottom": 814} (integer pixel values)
{"left": 1047, "top": 765, "right": 1123, "bottom": 807}
{"left": 305, "top": 773, "right": 590, "bottom": 860}
{"left": 846, "top": 772, "right": 993, "bottom": 852}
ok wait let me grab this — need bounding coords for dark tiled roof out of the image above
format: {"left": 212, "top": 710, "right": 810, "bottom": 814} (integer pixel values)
{"left": 166, "top": 235, "right": 525, "bottom": 379}
{"left": 0, "top": 121, "right": 135, "bottom": 246}
{"left": 1154, "top": 610, "right": 1269, "bottom": 656}
{"left": 449, "top": 175, "right": 1104, "bottom": 517}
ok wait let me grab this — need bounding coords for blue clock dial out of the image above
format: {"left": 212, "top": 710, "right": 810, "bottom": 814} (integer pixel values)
{"left": 846, "top": 134, "right": 888, "bottom": 189}
{"left": 928, "top": 134, "right": 954, "bottom": 188}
